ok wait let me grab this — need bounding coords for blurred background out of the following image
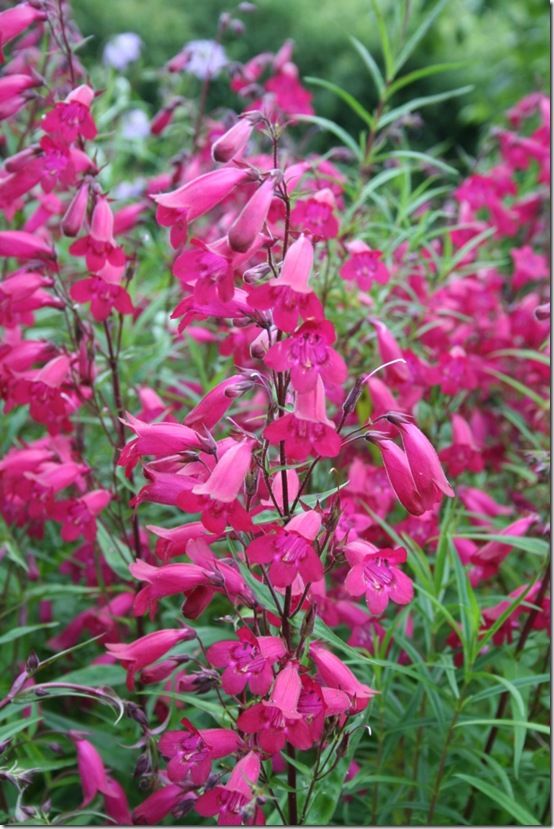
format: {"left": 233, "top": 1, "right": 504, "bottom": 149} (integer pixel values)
{"left": 72, "top": 0, "right": 549, "bottom": 158}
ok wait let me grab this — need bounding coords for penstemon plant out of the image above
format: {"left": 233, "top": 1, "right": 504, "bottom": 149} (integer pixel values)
{"left": 0, "top": 0, "right": 549, "bottom": 826}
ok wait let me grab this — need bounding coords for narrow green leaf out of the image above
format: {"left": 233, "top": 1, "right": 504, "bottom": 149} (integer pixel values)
{"left": 387, "top": 61, "right": 464, "bottom": 96}
{"left": 369, "top": 0, "right": 394, "bottom": 80}
{"left": 295, "top": 114, "right": 361, "bottom": 159}
{"left": 350, "top": 36, "right": 385, "bottom": 97}
{"left": 305, "top": 77, "right": 375, "bottom": 128}
{"left": 96, "top": 523, "right": 133, "bottom": 581}
{"left": 454, "top": 773, "right": 540, "bottom": 825}
{"left": 394, "top": 0, "right": 450, "bottom": 74}
{"left": 0, "top": 622, "right": 58, "bottom": 645}
{"left": 378, "top": 86, "right": 473, "bottom": 130}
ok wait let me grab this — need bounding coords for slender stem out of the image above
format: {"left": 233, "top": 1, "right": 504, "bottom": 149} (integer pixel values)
{"left": 427, "top": 697, "right": 463, "bottom": 824}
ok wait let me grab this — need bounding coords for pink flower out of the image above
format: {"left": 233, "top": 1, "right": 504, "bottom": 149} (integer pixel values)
{"left": 228, "top": 176, "right": 275, "bottom": 252}
{"left": 53, "top": 489, "right": 111, "bottom": 542}
{"left": 70, "top": 276, "right": 134, "bottom": 321}
{"left": 247, "top": 234, "right": 323, "bottom": 332}
{"left": 206, "top": 627, "right": 286, "bottom": 695}
{"left": 173, "top": 242, "right": 234, "bottom": 303}
{"left": 309, "top": 643, "right": 376, "bottom": 712}
{"left": 106, "top": 627, "right": 196, "bottom": 690}
{"left": 184, "top": 374, "right": 247, "bottom": 430}
{"left": 118, "top": 413, "right": 201, "bottom": 476}
{"left": 153, "top": 166, "right": 251, "bottom": 248}
{"left": 133, "top": 784, "right": 186, "bottom": 825}
{"left": 159, "top": 717, "right": 242, "bottom": 784}
{"left": 371, "top": 320, "right": 409, "bottom": 383}
{"left": 340, "top": 240, "right": 389, "bottom": 289}
{"left": 264, "top": 319, "right": 347, "bottom": 392}
{"left": 195, "top": 750, "right": 263, "bottom": 826}
{"left": 212, "top": 114, "right": 258, "bottom": 163}
{"left": 264, "top": 61, "right": 314, "bottom": 116}
{"left": 42, "top": 85, "right": 97, "bottom": 144}
{"left": 344, "top": 541, "right": 414, "bottom": 615}
{"left": 69, "top": 196, "right": 126, "bottom": 275}
{"left": 0, "top": 3, "right": 47, "bottom": 58}
{"left": 130, "top": 559, "right": 213, "bottom": 616}
{"left": 179, "top": 439, "right": 254, "bottom": 533}
{"left": 237, "top": 663, "right": 313, "bottom": 753}
{"left": 392, "top": 417, "right": 455, "bottom": 505}
{"left": 439, "top": 413, "right": 484, "bottom": 477}
{"left": 70, "top": 733, "right": 132, "bottom": 822}
{"left": 290, "top": 188, "right": 339, "bottom": 239}
{"left": 264, "top": 376, "right": 341, "bottom": 461}
{"left": 247, "top": 510, "right": 323, "bottom": 587}
{"left": 0, "top": 230, "right": 55, "bottom": 262}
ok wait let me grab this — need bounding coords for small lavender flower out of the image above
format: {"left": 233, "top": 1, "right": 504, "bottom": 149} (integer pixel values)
{"left": 120, "top": 109, "right": 150, "bottom": 140}
{"left": 182, "top": 39, "right": 228, "bottom": 80}
{"left": 103, "top": 33, "right": 142, "bottom": 71}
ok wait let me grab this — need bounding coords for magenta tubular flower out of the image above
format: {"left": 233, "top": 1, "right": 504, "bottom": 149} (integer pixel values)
{"left": 439, "top": 413, "right": 484, "bottom": 476}
{"left": 340, "top": 240, "right": 389, "bottom": 289}
{"left": 264, "top": 376, "right": 341, "bottom": 461}
{"left": 309, "top": 643, "right": 376, "bottom": 712}
{"left": 212, "top": 114, "right": 257, "bottom": 163}
{"left": 0, "top": 73, "right": 40, "bottom": 103}
{"left": 69, "top": 196, "right": 126, "bottom": 275}
{"left": 184, "top": 374, "right": 246, "bottom": 430}
{"left": 371, "top": 320, "right": 409, "bottom": 383}
{"left": 159, "top": 717, "right": 242, "bottom": 785}
{"left": 173, "top": 244, "right": 233, "bottom": 303}
{"left": 264, "top": 319, "right": 347, "bottom": 392}
{"left": 237, "top": 663, "right": 313, "bottom": 753}
{"left": 70, "top": 733, "right": 131, "bottom": 822}
{"left": 42, "top": 86, "right": 97, "bottom": 145}
{"left": 228, "top": 176, "right": 275, "bottom": 252}
{"left": 297, "top": 675, "right": 350, "bottom": 743}
{"left": 195, "top": 750, "right": 262, "bottom": 825}
{"left": 184, "top": 439, "right": 254, "bottom": 533}
{"left": 247, "top": 510, "right": 323, "bottom": 587}
{"left": 375, "top": 437, "right": 425, "bottom": 515}
{"left": 106, "top": 627, "right": 196, "bottom": 690}
{"left": 290, "top": 188, "right": 339, "bottom": 239}
{"left": 70, "top": 276, "right": 134, "bottom": 322}
{"left": 471, "top": 514, "right": 537, "bottom": 565}
{"left": 153, "top": 166, "right": 251, "bottom": 248}
{"left": 54, "top": 489, "right": 111, "bottom": 542}
{"left": 130, "top": 559, "right": 212, "bottom": 616}
{"left": 147, "top": 521, "right": 211, "bottom": 561}
{"left": 61, "top": 181, "right": 89, "bottom": 237}
{"left": 247, "top": 233, "right": 324, "bottom": 332}
{"left": 118, "top": 413, "right": 201, "bottom": 476}
{"left": 0, "top": 230, "right": 55, "bottom": 262}
{"left": 0, "top": 3, "right": 47, "bottom": 56}
{"left": 133, "top": 783, "right": 186, "bottom": 825}
{"left": 394, "top": 419, "right": 455, "bottom": 505}
{"left": 206, "top": 627, "right": 286, "bottom": 695}
{"left": 344, "top": 541, "right": 414, "bottom": 616}
{"left": 457, "top": 486, "right": 512, "bottom": 524}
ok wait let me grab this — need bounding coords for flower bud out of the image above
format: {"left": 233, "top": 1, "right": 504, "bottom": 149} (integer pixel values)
{"left": 61, "top": 182, "right": 89, "bottom": 237}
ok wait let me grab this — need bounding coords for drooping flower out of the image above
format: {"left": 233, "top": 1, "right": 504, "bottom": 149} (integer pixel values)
{"left": 106, "top": 627, "right": 196, "bottom": 690}
{"left": 309, "top": 643, "right": 376, "bottom": 712}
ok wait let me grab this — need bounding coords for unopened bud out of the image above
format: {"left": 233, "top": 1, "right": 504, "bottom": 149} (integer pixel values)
{"left": 61, "top": 181, "right": 89, "bottom": 237}
{"left": 342, "top": 378, "right": 363, "bottom": 416}
{"left": 125, "top": 701, "right": 149, "bottom": 730}
{"left": 25, "top": 651, "right": 40, "bottom": 674}
{"left": 134, "top": 752, "right": 151, "bottom": 778}
{"left": 238, "top": 2, "right": 257, "bottom": 11}
{"left": 243, "top": 262, "right": 271, "bottom": 284}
